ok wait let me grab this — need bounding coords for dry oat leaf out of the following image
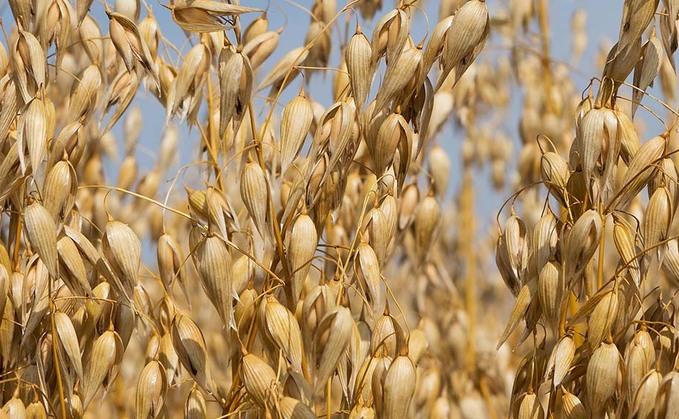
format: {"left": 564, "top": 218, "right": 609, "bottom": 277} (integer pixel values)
{"left": 602, "top": 38, "right": 643, "bottom": 101}
{"left": 43, "top": 160, "right": 77, "bottom": 221}
{"left": 586, "top": 342, "right": 621, "bottom": 414}
{"left": 241, "top": 352, "right": 280, "bottom": 408}
{"left": 77, "top": 0, "right": 95, "bottom": 25}
{"left": 314, "top": 306, "right": 353, "bottom": 393}
{"left": 258, "top": 295, "right": 304, "bottom": 372}
{"left": 371, "top": 311, "right": 403, "bottom": 358}
{"left": 54, "top": 311, "right": 84, "bottom": 384}
{"left": 25, "top": 399, "right": 47, "bottom": 418}
{"left": 304, "top": 20, "right": 331, "bottom": 73}
{"left": 277, "top": 396, "right": 316, "bottom": 419}
{"left": 657, "top": 370, "right": 679, "bottom": 418}
{"left": 503, "top": 213, "right": 529, "bottom": 281}
{"left": 437, "top": 0, "right": 489, "bottom": 90}
{"left": 157, "top": 233, "right": 188, "bottom": 301}
{"left": 545, "top": 332, "right": 575, "bottom": 387}
{"left": 374, "top": 46, "right": 422, "bottom": 112}
{"left": 240, "top": 160, "right": 270, "bottom": 239}
{"left": 517, "top": 392, "right": 544, "bottom": 419}
{"left": 258, "top": 46, "right": 308, "bottom": 92}
{"left": 307, "top": 100, "right": 355, "bottom": 204}
{"left": 69, "top": 64, "right": 102, "bottom": 122}
{"left": 631, "top": 369, "right": 661, "bottom": 418}
{"left": 355, "top": 240, "right": 382, "bottom": 307}
{"left": 219, "top": 48, "right": 253, "bottom": 138}
{"left": 643, "top": 185, "right": 672, "bottom": 257}
{"left": 57, "top": 235, "right": 93, "bottom": 297}
{"left": 371, "top": 9, "right": 410, "bottom": 66}
{"left": 414, "top": 195, "right": 441, "bottom": 263}
{"left": 79, "top": 14, "right": 104, "bottom": 66}
{"left": 63, "top": 225, "right": 100, "bottom": 268}
{"left": 280, "top": 92, "right": 314, "bottom": 173}
{"left": 24, "top": 202, "right": 58, "bottom": 278}
{"left": 616, "top": 109, "right": 640, "bottom": 163}
{"left": 0, "top": 299, "right": 15, "bottom": 368}
{"left": 244, "top": 12, "right": 269, "bottom": 45}
{"left": 662, "top": 238, "right": 679, "bottom": 286}
{"left": 564, "top": 210, "right": 602, "bottom": 285}
{"left": 106, "top": 9, "right": 159, "bottom": 87}
{"left": 497, "top": 279, "right": 536, "bottom": 349}
{"left": 559, "top": 388, "right": 586, "bottom": 419}
{"left": 167, "top": 43, "right": 211, "bottom": 122}
{"left": 632, "top": 35, "right": 663, "bottom": 116}
{"left": 540, "top": 151, "right": 570, "bottom": 207}
{"left": 288, "top": 213, "right": 318, "bottom": 304}
{"left": 185, "top": 386, "right": 206, "bottom": 419}
{"left": 346, "top": 25, "right": 373, "bottom": 112}
{"left": 617, "top": 0, "right": 660, "bottom": 56}
{"left": 613, "top": 135, "right": 665, "bottom": 209}
{"left": 159, "top": 332, "right": 179, "bottom": 384}
{"left": 168, "top": 5, "right": 230, "bottom": 32}
{"left": 172, "top": 314, "right": 213, "bottom": 392}
{"left": 382, "top": 353, "right": 416, "bottom": 419}
{"left": 48, "top": 121, "right": 83, "bottom": 170}
{"left": 193, "top": 234, "right": 234, "bottom": 329}
{"left": 8, "top": 0, "right": 32, "bottom": 26}
{"left": 169, "top": 0, "right": 259, "bottom": 15}
{"left": 0, "top": 266, "right": 7, "bottom": 327}
{"left": 102, "top": 220, "right": 141, "bottom": 296}
{"left": 0, "top": 76, "right": 18, "bottom": 144}
{"left": 532, "top": 211, "right": 559, "bottom": 274}
{"left": 537, "top": 261, "right": 562, "bottom": 329}
{"left": 625, "top": 335, "right": 653, "bottom": 405}
{"left": 135, "top": 360, "right": 168, "bottom": 419}
{"left": 243, "top": 31, "right": 280, "bottom": 70}
{"left": 660, "top": 0, "right": 679, "bottom": 69}
{"left": 2, "top": 395, "right": 25, "bottom": 417}
{"left": 13, "top": 30, "right": 47, "bottom": 103}
{"left": 83, "top": 329, "right": 124, "bottom": 408}
{"left": 17, "top": 98, "right": 49, "bottom": 176}
{"left": 423, "top": 15, "right": 454, "bottom": 75}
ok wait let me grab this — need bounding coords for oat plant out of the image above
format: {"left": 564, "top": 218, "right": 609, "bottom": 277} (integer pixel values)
{"left": 0, "top": 0, "right": 517, "bottom": 417}
{"left": 498, "top": 0, "right": 679, "bottom": 417}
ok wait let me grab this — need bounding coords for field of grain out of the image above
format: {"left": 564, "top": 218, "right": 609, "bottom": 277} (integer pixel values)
{"left": 0, "top": 0, "right": 678, "bottom": 417}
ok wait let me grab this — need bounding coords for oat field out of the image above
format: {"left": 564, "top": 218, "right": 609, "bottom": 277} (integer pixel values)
{"left": 0, "top": 0, "right": 678, "bottom": 417}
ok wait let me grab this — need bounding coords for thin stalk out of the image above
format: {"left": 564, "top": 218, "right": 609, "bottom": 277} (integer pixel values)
{"left": 247, "top": 102, "right": 292, "bottom": 303}
{"left": 537, "top": 0, "right": 554, "bottom": 114}
{"left": 460, "top": 171, "right": 476, "bottom": 371}
{"left": 203, "top": 76, "right": 224, "bottom": 190}
{"left": 327, "top": 377, "right": 332, "bottom": 419}
{"left": 11, "top": 211, "right": 21, "bottom": 270}
{"left": 49, "top": 275, "right": 68, "bottom": 419}
{"left": 597, "top": 203, "right": 605, "bottom": 290}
